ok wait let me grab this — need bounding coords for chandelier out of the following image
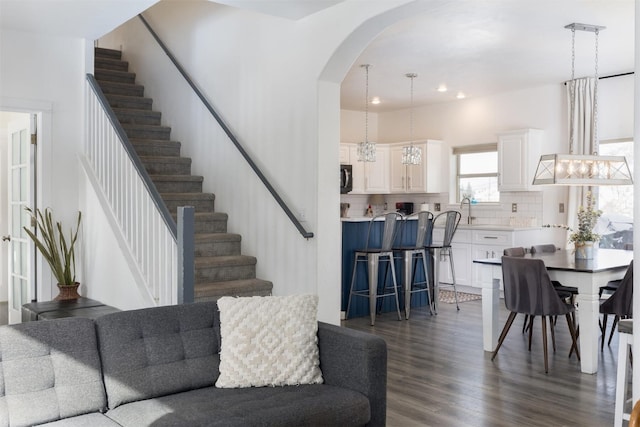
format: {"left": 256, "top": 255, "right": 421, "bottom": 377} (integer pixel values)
{"left": 357, "top": 64, "right": 376, "bottom": 162}
{"left": 402, "top": 73, "right": 422, "bottom": 165}
{"left": 532, "top": 23, "right": 632, "bottom": 186}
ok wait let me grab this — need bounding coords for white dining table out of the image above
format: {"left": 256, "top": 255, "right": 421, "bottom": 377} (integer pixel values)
{"left": 473, "top": 248, "right": 633, "bottom": 374}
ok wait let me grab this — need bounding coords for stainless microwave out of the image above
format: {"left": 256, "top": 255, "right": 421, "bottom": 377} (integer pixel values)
{"left": 340, "top": 165, "right": 352, "bottom": 194}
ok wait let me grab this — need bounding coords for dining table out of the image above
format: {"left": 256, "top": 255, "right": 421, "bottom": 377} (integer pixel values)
{"left": 473, "top": 248, "right": 633, "bottom": 374}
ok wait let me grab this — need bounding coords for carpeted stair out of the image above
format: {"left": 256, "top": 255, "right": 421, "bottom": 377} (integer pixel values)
{"left": 94, "top": 47, "right": 273, "bottom": 301}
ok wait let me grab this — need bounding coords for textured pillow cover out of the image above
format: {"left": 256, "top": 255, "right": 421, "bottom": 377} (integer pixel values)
{"left": 216, "top": 294, "right": 324, "bottom": 388}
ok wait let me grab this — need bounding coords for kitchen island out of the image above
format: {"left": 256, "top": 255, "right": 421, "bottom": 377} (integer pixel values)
{"left": 341, "top": 216, "right": 562, "bottom": 319}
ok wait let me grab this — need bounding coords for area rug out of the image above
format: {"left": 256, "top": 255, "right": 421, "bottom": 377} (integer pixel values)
{"left": 438, "top": 290, "right": 482, "bottom": 304}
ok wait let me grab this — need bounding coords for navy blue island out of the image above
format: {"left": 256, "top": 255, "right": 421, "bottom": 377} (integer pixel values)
{"left": 341, "top": 216, "right": 431, "bottom": 319}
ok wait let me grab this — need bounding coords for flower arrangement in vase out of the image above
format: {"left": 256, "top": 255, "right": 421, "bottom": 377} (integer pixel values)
{"left": 569, "top": 192, "right": 602, "bottom": 260}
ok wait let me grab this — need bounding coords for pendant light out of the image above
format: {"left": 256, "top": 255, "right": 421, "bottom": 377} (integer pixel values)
{"left": 532, "top": 23, "right": 632, "bottom": 186}
{"left": 402, "top": 73, "right": 422, "bottom": 165}
{"left": 357, "top": 64, "right": 376, "bottom": 162}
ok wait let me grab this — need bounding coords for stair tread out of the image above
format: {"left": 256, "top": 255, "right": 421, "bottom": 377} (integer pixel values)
{"left": 195, "top": 255, "right": 257, "bottom": 267}
{"left": 194, "top": 279, "right": 273, "bottom": 297}
{"left": 162, "top": 192, "right": 215, "bottom": 200}
{"left": 97, "top": 80, "right": 144, "bottom": 89}
{"left": 113, "top": 107, "right": 161, "bottom": 115}
{"left": 95, "top": 69, "right": 135, "bottom": 78}
{"left": 123, "top": 124, "right": 171, "bottom": 131}
{"left": 130, "top": 138, "right": 181, "bottom": 146}
{"left": 194, "top": 233, "right": 241, "bottom": 242}
{"left": 95, "top": 47, "right": 122, "bottom": 59}
{"left": 140, "top": 155, "right": 190, "bottom": 162}
{"left": 150, "top": 174, "right": 203, "bottom": 182}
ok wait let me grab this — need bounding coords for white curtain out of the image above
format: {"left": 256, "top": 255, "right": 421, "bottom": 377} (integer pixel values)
{"left": 566, "top": 77, "right": 597, "bottom": 244}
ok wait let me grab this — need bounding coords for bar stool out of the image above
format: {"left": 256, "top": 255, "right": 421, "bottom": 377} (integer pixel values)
{"left": 426, "top": 211, "right": 461, "bottom": 311}
{"left": 346, "top": 212, "right": 403, "bottom": 326}
{"left": 393, "top": 211, "right": 434, "bottom": 319}
{"left": 615, "top": 319, "right": 633, "bottom": 427}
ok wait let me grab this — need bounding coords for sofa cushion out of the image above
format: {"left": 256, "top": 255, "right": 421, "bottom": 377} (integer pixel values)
{"left": 0, "top": 317, "right": 106, "bottom": 427}
{"left": 36, "top": 412, "right": 122, "bottom": 426}
{"left": 216, "top": 295, "right": 323, "bottom": 388}
{"left": 105, "top": 384, "right": 370, "bottom": 426}
{"left": 95, "top": 301, "right": 220, "bottom": 409}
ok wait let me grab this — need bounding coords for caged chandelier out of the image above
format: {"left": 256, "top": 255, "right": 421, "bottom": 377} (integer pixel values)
{"left": 532, "top": 23, "right": 632, "bottom": 186}
{"left": 402, "top": 73, "right": 422, "bottom": 165}
{"left": 357, "top": 64, "right": 376, "bottom": 162}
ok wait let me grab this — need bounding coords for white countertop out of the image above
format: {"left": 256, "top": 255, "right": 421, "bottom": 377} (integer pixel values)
{"left": 341, "top": 216, "right": 543, "bottom": 231}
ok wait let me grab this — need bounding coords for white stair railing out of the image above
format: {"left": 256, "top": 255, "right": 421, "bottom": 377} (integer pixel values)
{"left": 84, "top": 75, "right": 193, "bottom": 305}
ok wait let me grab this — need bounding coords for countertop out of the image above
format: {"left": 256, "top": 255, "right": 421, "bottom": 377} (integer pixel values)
{"left": 341, "top": 216, "right": 543, "bottom": 231}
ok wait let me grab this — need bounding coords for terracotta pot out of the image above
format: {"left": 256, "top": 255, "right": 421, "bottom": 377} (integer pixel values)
{"left": 54, "top": 282, "right": 81, "bottom": 301}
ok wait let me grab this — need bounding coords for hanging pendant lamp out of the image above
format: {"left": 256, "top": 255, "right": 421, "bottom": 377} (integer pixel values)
{"left": 532, "top": 23, "right": 632, "bottom": 186}
{"left": 402, "top": 73, "right": 422, "bottom": 165}
{"left": 357, "top": 64, "right": 376, "bottom": 162}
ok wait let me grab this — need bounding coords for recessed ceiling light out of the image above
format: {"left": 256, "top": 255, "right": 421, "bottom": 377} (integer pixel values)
{"left": 371, "top": 96, "right": 381, "bottom": 105}
{"left": 437, "top": 84, "right": 448, "bottom": 93}
{"left": 456, "top": 92, "right": 466, "bottom": 99}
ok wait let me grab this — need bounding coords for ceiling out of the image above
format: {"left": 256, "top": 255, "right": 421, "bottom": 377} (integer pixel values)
{"left": 0, "top": 0, "right": 634, "bottom": 113}
{"left": 340, "top": 0, "right": 636, "bottom": 112}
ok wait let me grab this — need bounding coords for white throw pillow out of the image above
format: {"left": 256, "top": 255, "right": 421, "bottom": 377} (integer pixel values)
{"left": 216, "top": 294, "right": 324, "bottom": 388}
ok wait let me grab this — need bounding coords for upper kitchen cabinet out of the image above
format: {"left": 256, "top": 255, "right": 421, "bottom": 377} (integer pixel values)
{"left": 497, "top": 129, "right": 543, "bottom": 192}
{"left": 347, "top": 144, "right": 390, "bottom": 194}
{"left": 390, "top": 140, "right": 444, "bottom": 193}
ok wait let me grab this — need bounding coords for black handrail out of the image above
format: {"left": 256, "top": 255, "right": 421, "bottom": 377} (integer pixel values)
{"left": 138, "top": 14, "right": 314, "bottom": 239}
{"left": 86, "top": 73, "right": 178, "bottom": 239}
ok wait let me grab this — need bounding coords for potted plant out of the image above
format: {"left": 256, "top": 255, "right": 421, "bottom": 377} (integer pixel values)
{"left": 569, "top": 192, "right": 602, "bottom": 260}
{"left": 23, "top": 207, "right": 82, "bottom": 300}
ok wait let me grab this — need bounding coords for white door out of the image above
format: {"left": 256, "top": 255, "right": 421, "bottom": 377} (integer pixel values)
{"left": 6, "top": 114, "right": 34, "bottom": 324}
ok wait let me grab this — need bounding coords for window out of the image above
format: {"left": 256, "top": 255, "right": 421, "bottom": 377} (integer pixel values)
{"left": 597, "top": 139, "right": 634, "bottom": 249}
{"left": 455, "top": 144, "right": 499, "bottom": 203}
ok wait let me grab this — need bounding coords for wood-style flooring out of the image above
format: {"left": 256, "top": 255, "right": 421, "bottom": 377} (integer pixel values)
{"left": 343, "top": 298, "right": 621, "bottom": 427}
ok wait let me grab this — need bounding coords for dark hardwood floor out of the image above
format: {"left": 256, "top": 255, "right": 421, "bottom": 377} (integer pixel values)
{"left": 343, "top": 299, "right": 621, "bottom": 427}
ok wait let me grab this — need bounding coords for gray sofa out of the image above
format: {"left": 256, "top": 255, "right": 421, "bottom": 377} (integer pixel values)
{"left": 0, "top": 301, "right": 387, "bottom": 427}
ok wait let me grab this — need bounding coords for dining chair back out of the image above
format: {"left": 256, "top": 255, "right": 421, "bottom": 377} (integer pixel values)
{"left": 503, "top": 247, "right": 525, "bottom": 257}
{"left": 600, "top": 260, "right": 633, "bottom": 350}
{"left": 492, "top": 256, "right": 580, "bottom": 373}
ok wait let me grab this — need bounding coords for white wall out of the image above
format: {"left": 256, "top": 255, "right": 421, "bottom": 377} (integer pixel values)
{"left": 98, "top": 0, "right": 419, "bottom": 323}
{"left": 0, "top": 29, "right": 87, "bottom": 301}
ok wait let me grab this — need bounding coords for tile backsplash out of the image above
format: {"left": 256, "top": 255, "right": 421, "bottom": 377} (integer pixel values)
{"left": 340, "top": 191, "right": 543, "bottom": 226}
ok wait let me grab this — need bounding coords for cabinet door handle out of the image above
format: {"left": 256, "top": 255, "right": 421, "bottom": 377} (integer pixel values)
{"left": 483, "top": 236, "right": 499, "bottom": 239}
{"left": 407, "top": 176, "right": 411, "bottom": 189}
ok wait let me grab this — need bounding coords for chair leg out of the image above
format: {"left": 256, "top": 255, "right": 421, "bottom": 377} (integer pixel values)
{"left": 608, "top": 315, "right": 620, "bottom": 347}
{"left": 566, "top": 313, "right": 580, "bottom": 361}
{"left": 448, "top": 250, "right": 460, "bottom": 310}
{"left": 491, "top": 311, "right": 518, "bottom": 361}
{"left": 528, "top": 315, "right": 535, "bottom": 351}
{"left": 388, "top": 254, "right": 402, "bottom": 321}
{"left": 542, "top": 316, "right": 549, "bottom": 373}
{"left": 419, "top": 251, "right": 433, "bottom": 316}
{"left": 601, "top": 314, "right": 609, "bottom": 352}
{"left": 522, "top": 314, "right": 529, "bottom": 334}
{"left": 345, "top": 255, "right": 361, "bottom": 320}
{"left": 550, "top": 315, "right": 557, "bottom": 353}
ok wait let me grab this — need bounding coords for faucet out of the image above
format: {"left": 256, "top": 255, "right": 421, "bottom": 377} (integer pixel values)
{"left": 460, "top": 197, "right": 472, "bottom": 225}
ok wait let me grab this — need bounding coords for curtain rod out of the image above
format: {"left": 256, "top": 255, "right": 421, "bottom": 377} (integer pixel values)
{"left": 563, "top": 71, "right": 634, "bottom": 85}
{"left": 599, "top": 71, "right": 634, "bottom": 80}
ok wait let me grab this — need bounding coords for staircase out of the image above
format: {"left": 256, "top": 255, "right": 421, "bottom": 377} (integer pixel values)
{"left": 93, "top": 47, "right": 273, "bottom": 301}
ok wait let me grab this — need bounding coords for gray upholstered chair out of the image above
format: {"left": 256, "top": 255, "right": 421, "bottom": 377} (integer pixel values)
{"left": 426, "top": 210, "right": 461, "bottom": 310}
{"left": 491, "top": 256, "right": 580, "bottom": 373}
{"left": 346, "top": 212, "right": 403, "bottom": 326}
{"left": 600, "top": 260, "right": 633, "bottom": 351}
{"left": 531, "top": 244, "right": 579, "bottom": 301}
{"left": 393, "top": 211, "right": 434, "bottom": 319}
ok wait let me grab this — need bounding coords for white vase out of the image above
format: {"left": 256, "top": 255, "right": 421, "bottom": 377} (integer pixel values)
{"left": 575, "top": 241, "right": 595, "bottom": 260}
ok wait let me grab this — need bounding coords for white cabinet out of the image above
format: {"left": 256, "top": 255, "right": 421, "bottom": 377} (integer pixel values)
{"left": 432, "top": 229, "right": 472, "bottom": 287}
{"left": 389, "top": 140, "right": 444, "bottom": 193}
{"left": 347, "top": 144, "right": 390, "bottom": 194}
{"left": 497, "top": 129, "right": 543, "bottom": 192}
{"left": 339, "top": 145, "right": 350, "bottom": 164}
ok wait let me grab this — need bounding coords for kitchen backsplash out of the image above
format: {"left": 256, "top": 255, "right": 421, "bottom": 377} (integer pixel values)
{"left": 341, "top": 192, "right": 543, "bottom": 226}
